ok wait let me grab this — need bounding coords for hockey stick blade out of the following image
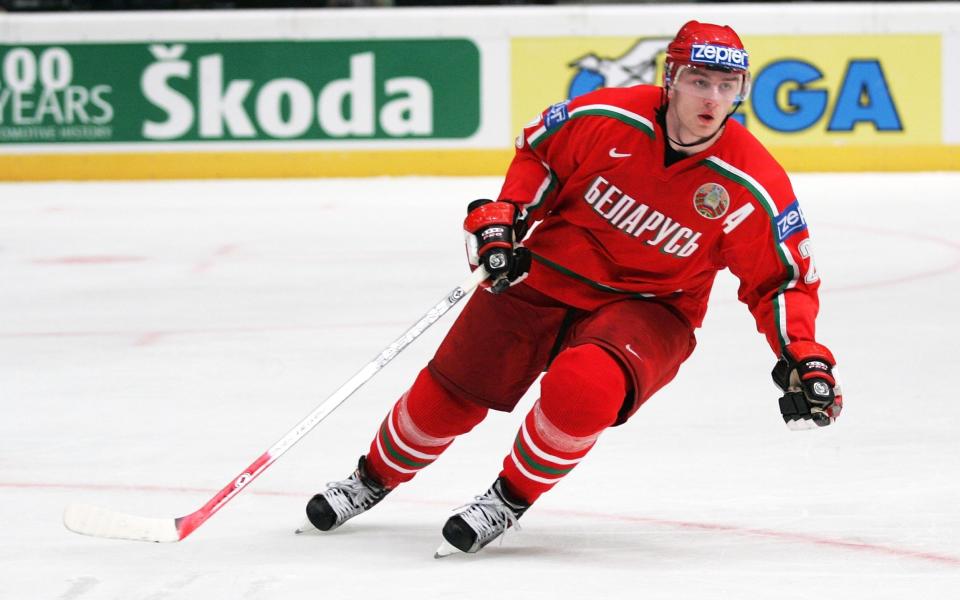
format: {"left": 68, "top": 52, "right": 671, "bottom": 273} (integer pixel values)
{"left": 63, "top": 267, "right": 488, "bottom": 542}
{"left": 64, "top": 503, "right": 180, "bottom": 543}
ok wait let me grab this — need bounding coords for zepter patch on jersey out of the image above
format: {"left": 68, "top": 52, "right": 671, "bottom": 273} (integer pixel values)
{"left": 543, "top": 100, "right": 571, "bottom": 130}
{"left": 775, "top": 200, "right": 808, "bottom": 242}
{"left": 692, "top": 183, "right": 730, "bottom": 219}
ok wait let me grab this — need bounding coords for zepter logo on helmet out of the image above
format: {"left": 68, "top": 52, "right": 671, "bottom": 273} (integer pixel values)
{"left": 664, "top": 20, "right": 752, "bottom": 104}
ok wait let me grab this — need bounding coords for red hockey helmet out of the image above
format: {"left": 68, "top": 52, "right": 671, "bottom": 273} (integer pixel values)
{"left": 664, "top": 20, "right": 751, "bottom": 102}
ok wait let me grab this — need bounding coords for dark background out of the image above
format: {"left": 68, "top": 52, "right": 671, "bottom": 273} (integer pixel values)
{"left": 1, "top": 0, "right": 872, "bottom": 11}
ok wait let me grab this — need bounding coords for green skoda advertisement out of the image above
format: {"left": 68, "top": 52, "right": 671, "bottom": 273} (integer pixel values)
{"left": 0, "top": 39, "right": 481, "bottom": 144}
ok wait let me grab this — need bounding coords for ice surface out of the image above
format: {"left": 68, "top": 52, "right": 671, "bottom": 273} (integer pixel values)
{"left": 1, "top": 174, "right": 959, "bottom": 599}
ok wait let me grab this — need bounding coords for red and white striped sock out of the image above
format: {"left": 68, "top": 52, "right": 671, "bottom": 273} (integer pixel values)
{"left": 501, "top": 399, "right": 602, "bottom": 503}
{"left": 499, "top": 343, "right": 626, "bottom": 504}
{"left": 366, "top": 368, "right": 487, "bottom": 488}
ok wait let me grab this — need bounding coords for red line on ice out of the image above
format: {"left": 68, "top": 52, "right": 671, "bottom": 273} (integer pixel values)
{"left": 134, "top": 332, "right": 166, "bottom": 346}
{"left": 819, "top": 222, "right": 960, "bottom": 293}
{"left": 6, "top": 480, "right": 958, "bottom": 567}
{"left": 193, "top": 244, "right": 239, "bottom": 273}
{"left": 549, "top": 507, "right": 960, "bottom": 568}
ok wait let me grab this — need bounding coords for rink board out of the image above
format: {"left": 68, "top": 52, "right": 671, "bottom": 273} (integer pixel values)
{"left": 1, "top": 3, "right": 959, "bottom": 179}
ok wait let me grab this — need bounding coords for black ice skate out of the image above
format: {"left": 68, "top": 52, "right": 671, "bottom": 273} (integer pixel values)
{"left": 298, "top": 456, "right": 391, "bottom": 533}
{"left": 435, "top": 478, "right": 529, "bottom": 557}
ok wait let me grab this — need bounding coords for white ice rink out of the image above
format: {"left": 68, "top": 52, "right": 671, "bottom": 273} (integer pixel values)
{"left": 2, "top": 173, "right": 959, "bottom": 599}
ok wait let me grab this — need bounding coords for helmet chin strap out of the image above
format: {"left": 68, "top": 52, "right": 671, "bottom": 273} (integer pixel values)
{"left": 666, "top": 99, "right": 743, "bottom": 150}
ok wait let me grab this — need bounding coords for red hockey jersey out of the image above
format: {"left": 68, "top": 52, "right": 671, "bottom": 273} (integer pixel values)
{"left": 498, "top": 85, "right": 820, "bottom": 355}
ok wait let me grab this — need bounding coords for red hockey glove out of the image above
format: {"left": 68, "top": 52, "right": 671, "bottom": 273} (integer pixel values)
{"left": 771, "top": 341, "right": 843, "bottom": 430}
{"left": 464, "top": 199, "right": 531, "bottom": 294}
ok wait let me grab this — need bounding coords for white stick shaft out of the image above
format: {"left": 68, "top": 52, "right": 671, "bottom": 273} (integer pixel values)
{"left": 64, "top": 267, "right": 488, "bottom": 542}
{"left": 267, "top": 266, "right": 488, "bottom": 461}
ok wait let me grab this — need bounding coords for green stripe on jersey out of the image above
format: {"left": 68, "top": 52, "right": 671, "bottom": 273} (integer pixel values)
{"left": 528, "top": 104, "right": 655, "bottom": 149}
{"left": 702, "top": 156, "right": 799, "bottom": 352}
{"left": 530, "top": 252, "right": 659, "bottom": 298}
{"left": 523, "top": 170, "right": 558, "bottom": 215}
{"left": 570, "top": 105, "right": 655, "bottom": 139}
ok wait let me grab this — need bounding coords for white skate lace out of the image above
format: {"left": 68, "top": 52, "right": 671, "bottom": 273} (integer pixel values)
{"left": 324, "top": 476, "right": 380, "bottom": 525}
{"left": 457, "top": 493, "right": 522, "bottom": 546}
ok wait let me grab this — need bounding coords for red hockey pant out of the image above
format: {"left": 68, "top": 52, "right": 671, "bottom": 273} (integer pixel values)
{"left": 364, "top": 283, "right": 694, "bottom": 504}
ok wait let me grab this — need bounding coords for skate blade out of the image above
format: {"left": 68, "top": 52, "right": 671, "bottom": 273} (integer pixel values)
{"left": 434, "top": 539, "right": 463, "bottom": 559}
{"left": 295, "top": 520, "right": 317, "bottom": 535}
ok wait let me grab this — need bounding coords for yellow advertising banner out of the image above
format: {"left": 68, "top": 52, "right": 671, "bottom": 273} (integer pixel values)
{"left": 512, "top": 35, "right": 954, "bottom": 171}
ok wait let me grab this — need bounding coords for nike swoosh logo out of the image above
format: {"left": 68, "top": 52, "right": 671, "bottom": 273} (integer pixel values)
{"left": 609, "top": 148, "right": 632, "bottom": 158}
{"left": 625, "top": 344, "right": 640, "bottom": 359}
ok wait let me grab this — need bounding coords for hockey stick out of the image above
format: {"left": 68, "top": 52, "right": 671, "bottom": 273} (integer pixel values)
{"left": 63, "top": 267, "right": 489, "bottom": 543}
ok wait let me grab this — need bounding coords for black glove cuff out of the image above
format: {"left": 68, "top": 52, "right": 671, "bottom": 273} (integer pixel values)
{"left": 489, "top": 247, "right": 532, "bottom": 294}
{"left": 771, "top": 357, "right": 791, "bottom": 391}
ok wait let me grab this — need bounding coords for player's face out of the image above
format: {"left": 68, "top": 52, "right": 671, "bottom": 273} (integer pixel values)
{"left": 667, "top": 67, "right": 743, "bottom": 144}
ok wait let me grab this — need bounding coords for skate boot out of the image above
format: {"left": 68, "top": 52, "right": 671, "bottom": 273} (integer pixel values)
{"left": 301, "top": 456, "right": 391, "bottom": 532}
{"left": 435, "top": 477, "right": 529, "bottom": 557}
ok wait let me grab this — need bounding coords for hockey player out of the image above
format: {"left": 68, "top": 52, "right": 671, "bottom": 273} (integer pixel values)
{"left": 302, "top": 20, "right": 843, "bottom": 556}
